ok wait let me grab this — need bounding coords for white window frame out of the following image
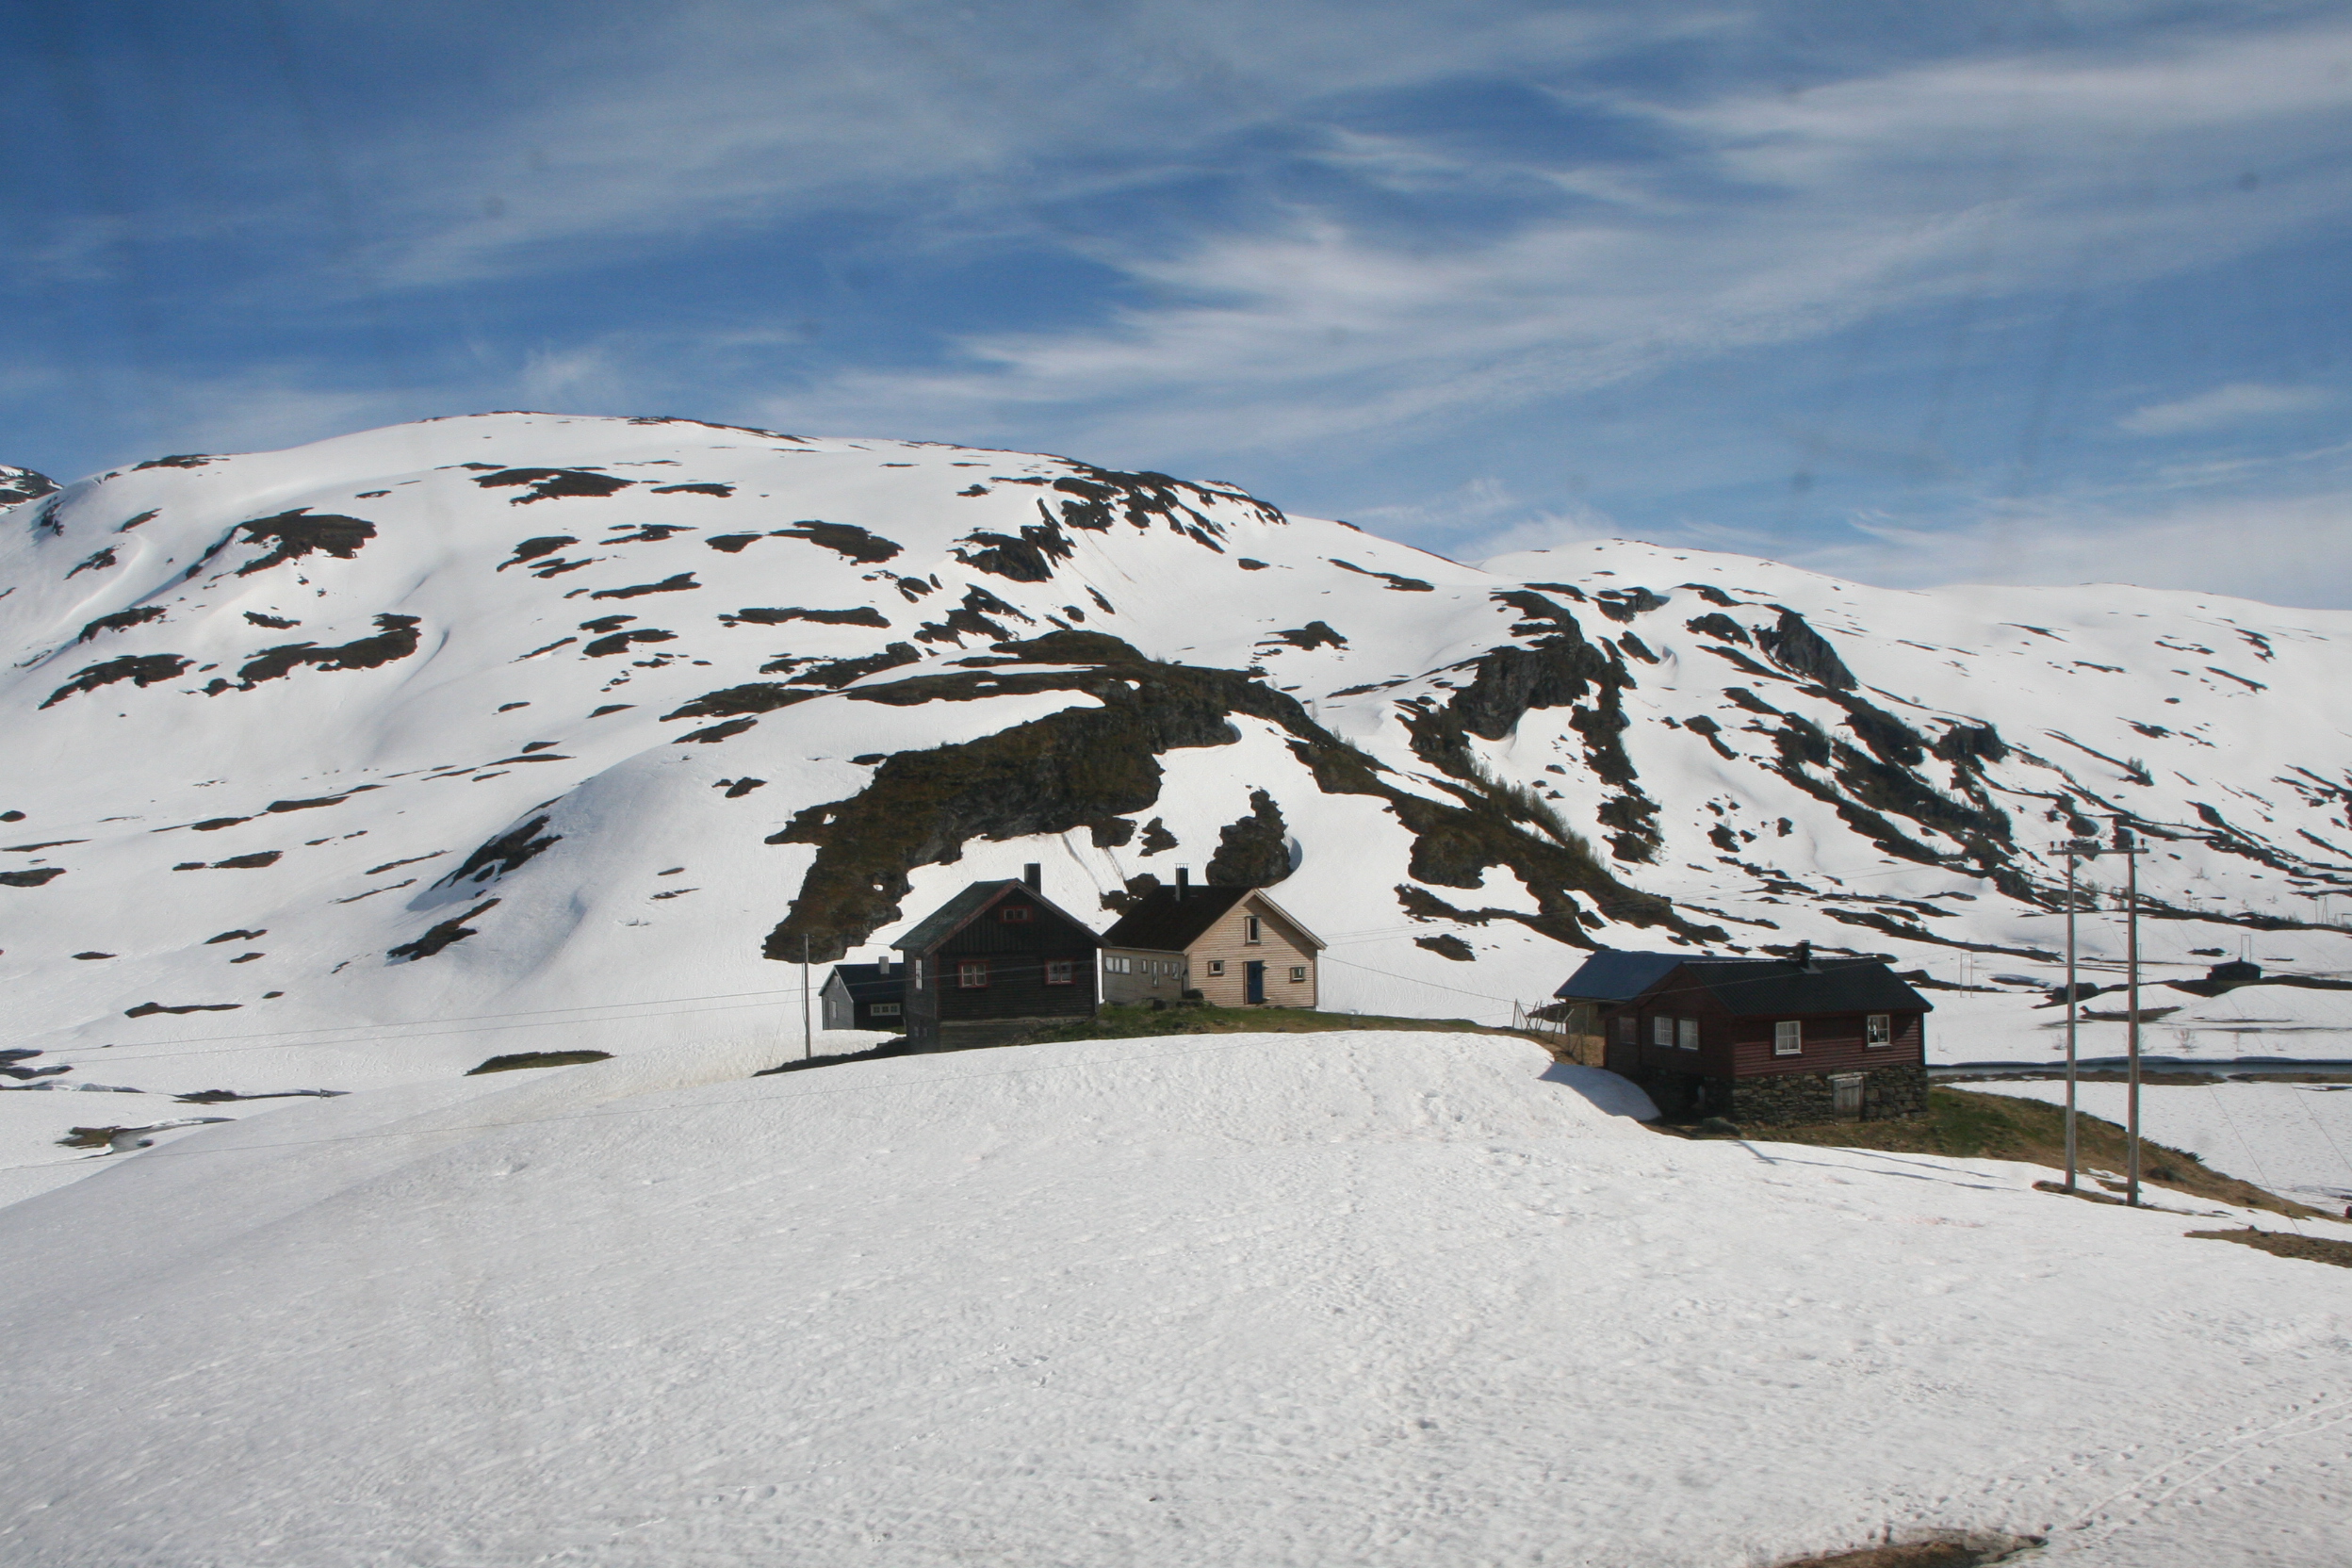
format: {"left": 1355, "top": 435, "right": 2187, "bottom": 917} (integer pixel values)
{"left": 1244, "top": 915, "right": 1262, "bottom": 944}
{"left": 1866, "top": 1013, "right": 1891, "bottom": 1048}
{"left": 1288, "top": 966, "right": 1306, "bottom": 983}
{"left": 1773, "top": 1020, "right": 1803, "bottom": 1055}
{"left": 1652, "top": 1016, "right": 1674, "bottom": 1049}
{"left": 869, "top": 1002, "right": 902, "bottom": 1018}
{"left": 957, "top": 959, "right": 988, "bottom": 989}
{"left": 1676, "top": 1018, "right": 1699, "bottom": 1051}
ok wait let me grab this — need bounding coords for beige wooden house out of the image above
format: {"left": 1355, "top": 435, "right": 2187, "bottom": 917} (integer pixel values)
{"left": 1098, "top": 870, "right": 1324, "bottom": 1007}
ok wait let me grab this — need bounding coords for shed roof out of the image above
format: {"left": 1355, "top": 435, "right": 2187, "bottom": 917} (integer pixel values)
{"left": 825, "top": 963, "right": 907, "bottom": 1002}
{"left": 1646, "top": 957, "right": 1934, "bottom": 1017}
{"left": 890, "top": 879, "right": 1102, "bottom": 955}
{"left": 1554, "top": 949, "right": 1735, "bottom": 1002}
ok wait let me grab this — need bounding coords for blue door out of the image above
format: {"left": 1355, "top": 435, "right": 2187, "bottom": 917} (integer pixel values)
{"left": 1245, "top": 960, "right": 1266, "bottom": 1003}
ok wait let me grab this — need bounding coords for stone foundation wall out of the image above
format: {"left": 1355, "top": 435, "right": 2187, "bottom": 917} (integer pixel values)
{"left": 1707, "top": 1064, "right": 1929, "bottom": 1126}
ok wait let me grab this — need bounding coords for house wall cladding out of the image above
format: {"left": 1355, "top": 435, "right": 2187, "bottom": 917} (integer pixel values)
{"left": 904, "top": 887, "right": 1100, "bottom": 1046}
{"left": 1102, "top": 950, "right": 1193, "bottom": 1006}
{"left": 1186, "top": 902, "right": 1318, "bottom": 1007}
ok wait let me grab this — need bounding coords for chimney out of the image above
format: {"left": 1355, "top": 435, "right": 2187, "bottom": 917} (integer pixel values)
{"left": 1176, "top": 865, "right": 1189, "bottom": 899}
{"left": 877, "top": 954, "right": 890, "bottom": 977}
{"left": 1022, "top": 862, "right": 1041, "bottom": 890}
{"left": 1790, "top": 939, "right": 1814, "bottom": 972}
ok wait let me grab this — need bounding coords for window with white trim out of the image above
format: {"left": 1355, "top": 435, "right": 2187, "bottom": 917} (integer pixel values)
{"left": 1207, "top": 959, "right": 1224, "bottom": 976}
{"left": 1676, "top": 1018, "right": 1699, "bottom": 1051}
{"left": 1773, "top": 1020, "right": 1802, "bottom": 1055}
{"left": 1289, "top": 966, "right": 1306, "bottom": 983}
{"left": 1652, "top": 1016, "right": 1674, "bottom": 1049}
{"left": 1107, "top": 956, "right": 1130, "bottom": 974}
{"left": 1866, "top": 1013, "right": 1891, "bottom": 1047}
{"left": 1244, "top": 915, "right": 1262, "bottom": 943}
{"left": 1044, "top": 960, "right": 1075, "bottom": 986}
{"left": 999, "top": 905, "right": 1032, "bottom": 923}
{"left": 870, "top": 1002, "right": 902, "bottom": 1018}
{"left": 957, "top": 959, "right": 988, "bottom": 989}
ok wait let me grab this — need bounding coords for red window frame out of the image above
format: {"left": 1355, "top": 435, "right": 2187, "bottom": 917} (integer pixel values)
{"left": 999, "top": 905, "right": 1033, "bottom": 923}
{"left": 1044, "top": 959, "right": 1075, "bottom": 987}
{"left": 957, "top": 959, "right": 989, "bottom": 989}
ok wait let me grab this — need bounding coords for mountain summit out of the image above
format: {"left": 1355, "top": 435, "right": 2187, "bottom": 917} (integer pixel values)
{"left": 4, "top": 413, "right": 2347, "bottom": 1088}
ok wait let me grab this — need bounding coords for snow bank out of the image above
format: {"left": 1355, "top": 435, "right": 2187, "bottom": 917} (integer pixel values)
{"left": 1, "top": 1030, "right": 2344, "bottom": 1567}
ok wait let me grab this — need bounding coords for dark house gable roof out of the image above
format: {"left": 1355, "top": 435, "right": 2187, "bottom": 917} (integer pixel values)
{"left": 1555, "top": 949, "right": 1740, "bottom": 1002}
{"left": 1100, "top": 885, "right": 1253, "bottom": 952}
{"left": 825, "top": 963, "right": 906, "bottom": 1003}
{"left": 890, "top": 879, "right": 1102, "bottom": 956}
{"left": 1652, "top": 957, "right": 1934, "bottom": 1017}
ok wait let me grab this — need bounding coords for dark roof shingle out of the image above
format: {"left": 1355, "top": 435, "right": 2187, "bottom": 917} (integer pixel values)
{"left": 1650, "top": 957, "right": 1933, "bottom": 1016}
{"left": 1100, "top": 885, "right": 1253, "bottom": 952}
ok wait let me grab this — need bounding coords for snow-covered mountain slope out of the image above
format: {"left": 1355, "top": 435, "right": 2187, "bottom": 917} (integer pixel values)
{"left": 4, "top": 412, "right": 2350, "bottom": 1125}
{"left": 0, "top": 1030, "right": 2341, "bottom": 1568}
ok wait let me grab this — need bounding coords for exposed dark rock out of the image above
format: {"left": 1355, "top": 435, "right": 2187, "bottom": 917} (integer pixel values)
{"left": 1139, "top": 818, "right": 1178, "bottom": 855}
{"left": 790, "top": 642, "right": 922, "bottom": 688}
{"left": 1205, "top": 789, "right": 1292, "bottom": 887}
{"left": 1618, "top": 632, "right": 1658, "bottom": 663}
{"left": 915, "top": 585, "right": 1034, "bottom": 645}
{"left": 233, "top": 510, "right": 377, "bottom": 576}
{"left": 589, "top": 703, "right": 632, "bottom": 716}
{"left": 242, "top": 611, "right": 299, "bottom": 629}
{"left": 1237, "top": 559, "right": 1269, "bottom": 570}
{"left": 722, "top": 777, "right": 768, "bottom": 798}
{"left": 1415, "top": 933, "right": 1476, "bottom": 961}
{"left": 1826, "top": 692, "right": 1929, "bottom": 768}
{"left": 582, "top": 628, "right": 675, "bottom": 658}
{"left": 76, "top": 605, "right": 167, "bottom": 642}
{"left": 650, "top": 482, "right": 733, "bottom": 496}
{"left": 1088, "top": 817, "right": 1136, "bottom": 847}
{"left": 1684, "top": 714, "right": 1737, "bottom": 759}
{"left": 0, "top": 867, "right": 66, "bottom": 887}
{"left": 67, "top": 547, "right": 118, "bottom": 578}
{"left": 115, "top": 509, "right": 158, "bottom": 531}
{"left": 662, "top": 684, "right": 823, "bottom": 721}
{"left": 1682, "top": 583, "right": 1738, "bottom": 607}
{"left": 133, "top": 453, "right": 217, "bottom": 469}
{"left": 601, "top": 525, "right": 694, "bottom": 544}
{"left": 1269, "top": 621, "right": 1346, "bottom": 650}
{"left": 0, "top": 465, "right": 58, "bottom": 506}
{"left": 498, "top": 536, "right": 576, "bottom": 569}
{"left": 212, "top": 852, "right": 282, "bottom": 869}
{"left": 955, "top": 525, "right": 1072, "bottom": 582}
{"left": 678, "top": 718, "right": 759, "bottom": 743}
{"left": 125, "top": 1000, "right": 240, "bottom": 1017}
{"left": 771, "top": 520, "right": 901, "bottom": 563}
{"left": 724, "top": 606, "right": 890, "bottom": 628}
{"left": 1331, "top": 559, "right": 1434, "bottom": 592}
{"left": 388, "top": 898, "right": 499, "bottom": 961}
{"left": 473, "top": 468, "right": 636, "bottom": 503}
{"left": 1592, "top": 586, "right": 1666, "bottom": 622}
{"left": 706, "top": 534, "right": 763, "bottom": 553}
{"left": 237, "top": 614, "right": 421, "bottom": 686}
{"left": 1755, "top": 609, "right": 1855, "bottom": 689}
{"left": 439, "top": 816, "right": 559, "bottom": 886}
{"left": 588, "top": 573, "right": 698, "bottom": 599}
{"left": 1933, "top": 722, "right": 2010, "bottom": 765}
{"left": 41, "top": 653, "right": 191, "bottom": 708}
{"left": 1685, "top": 612, "right": 1750, "bottom": 645}
{"left": 205, "top": 928, "right": 266, "bottom": 943}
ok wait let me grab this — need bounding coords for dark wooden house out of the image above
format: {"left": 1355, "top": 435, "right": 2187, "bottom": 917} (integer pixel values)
{"left": 891, "top": 863, "right": 1102, "bottom": 1049}
{"left": 1561, "top": 944, "right": 1932, "bottom": 1123}
{"left": 820, "top": 959, "right": 907, "bottom": 1032}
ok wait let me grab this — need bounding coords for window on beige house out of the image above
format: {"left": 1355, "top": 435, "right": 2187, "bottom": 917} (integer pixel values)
{"left": 1289, "top": 966, "right": 1305, "bottom": 982}
{"left": 1244, "top": 916, "right": 1261, "bottom": 943}
{"left": 1207, "top": 959, "right": 1224, "bottom": 975}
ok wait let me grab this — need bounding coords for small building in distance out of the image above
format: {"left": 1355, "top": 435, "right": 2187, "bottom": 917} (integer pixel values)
{"left": 1099, "top": 868, "right": 1324, "bottom": 1007}
{"left": 819, "top": 958, "right": 908, "bottom": 1033}
{"left": 891, "top": 864, "right": 1102, "bottom": 1049}
{"left": 1558, "top": 943, "right": 1932, "bottom": 1123}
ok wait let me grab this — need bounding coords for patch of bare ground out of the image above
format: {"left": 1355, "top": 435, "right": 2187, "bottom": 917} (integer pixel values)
{"left": 1660, "top": 1087, "right": 2329, "bottom": 1221}
{"left": 1777, "top": 1531, "right": 2042, "bottom": 1567}
{"left": 2186, "top": 1227, "right": 2352, "bottom": 1268}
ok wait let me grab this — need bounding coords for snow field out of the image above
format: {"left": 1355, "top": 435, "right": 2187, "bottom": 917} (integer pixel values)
{"left": 1, "top": 1030, "right": 2344, "bottom": 1568}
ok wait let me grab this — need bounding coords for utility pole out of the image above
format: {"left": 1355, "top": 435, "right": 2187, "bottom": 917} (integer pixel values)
{"left": 802, "top": 935, "right": 813, "bottom": 1061}
{"left": 2056, "top": 840, "right": 2086, "bottom": 1192}
{"left": 2120, "top": 822, "right": 2143, "bottom": 1207}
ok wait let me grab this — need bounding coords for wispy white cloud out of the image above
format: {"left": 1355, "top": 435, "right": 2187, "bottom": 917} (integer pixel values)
{"left": 2118, "top": 382, "right": 2337, "bottom": 435}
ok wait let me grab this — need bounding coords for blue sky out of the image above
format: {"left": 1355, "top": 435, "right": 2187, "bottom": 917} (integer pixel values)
{"left": 7, "top": 1, "right": 2350, "bottom": 605}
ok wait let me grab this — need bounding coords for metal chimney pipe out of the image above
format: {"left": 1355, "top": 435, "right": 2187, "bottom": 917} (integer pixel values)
{"left": 1023, "top": 862, "right": 1041, "bottom": 890}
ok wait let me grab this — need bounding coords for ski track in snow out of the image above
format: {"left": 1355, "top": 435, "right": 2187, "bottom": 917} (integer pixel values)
{"left": 0, "top": 1031, "right": 2345, "bottom": 1568}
